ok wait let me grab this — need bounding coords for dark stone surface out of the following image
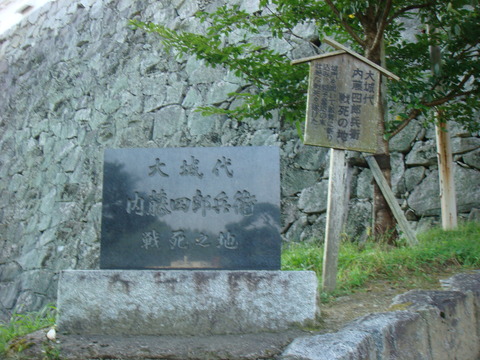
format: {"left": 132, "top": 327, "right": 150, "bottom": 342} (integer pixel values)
{"left": 442, "top": 270, "right": 480, "bottom": 296}
{"left": 11, "top": 328, "right": 309, "bottom": 360}
{"left": 100, "top": 146, "right": 281, "bottom": 270}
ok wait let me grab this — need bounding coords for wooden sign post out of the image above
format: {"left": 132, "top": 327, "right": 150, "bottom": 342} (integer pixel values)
{"left": 293, "top": 38, "right": 414, "bottom": 292}
{"left": 322, "top": 148, "right": 349, "bottom": 291}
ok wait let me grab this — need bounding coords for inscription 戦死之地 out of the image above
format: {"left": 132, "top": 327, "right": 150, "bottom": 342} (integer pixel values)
{"left": 140, "top": 229, "right": 239, "bottom": 251}
{"left": 100, "top": 146, "right": 281, "bottom": 270}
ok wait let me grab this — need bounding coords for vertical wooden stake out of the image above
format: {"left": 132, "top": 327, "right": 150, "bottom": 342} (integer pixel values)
{"left": 322, "top": 148, "right": 348, "bottom": 292}
{"left": 436, "top": 121, "right": 457, "bottom": 229}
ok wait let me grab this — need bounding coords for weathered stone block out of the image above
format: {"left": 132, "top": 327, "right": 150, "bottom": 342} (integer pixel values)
{"left": 389, "top": 119, "right": 421, "bottom": 153}
{"left": 57, "top": 270, "right": 318, "bottom": 336}
{"left": 355, "top": 168, "right": 373, "bottom": 199}
{"left": 391, "top": 152, "right": 406, "bottom": 195}
{"left": 455, "top": 165, "right": 480, "bottom": 213}
{"left": 281, "top": 329, "right": 378, "bottom": 360}
{"left": 392, "top": 289, "right": 479, "bottom": 360}
{"left": 281, "top": 168, "right": 319, "bottom": 196}
{"left": 451, "top": 136, "right": 480, "bottom": 155}
{"left": 441, "top": 271, "right": 480, "bottom": 339}
{"left": 442, "top": 271, "right": 480, "bottom": 296}
{"left": 344, "top": 311, "right": 430, "bottom": 359}
{"left": 294, "top": 145, "right": 328, "bottom": 171}
{"left": 409, "top": 165, "right": 480, "bottom": 216}
{"left": 407, "top": 170, "right": 440, "bottom": 216}
{"left": 463, "top": 148, "right": 480, "bottom": 169}
{"left": 298, "top": 181, "right": 328, "bottom": 214}
{"left": 404, "top": 166, "right": 426, "bottom": 192}
{"left": 152, "top": 105, "right": 186, "bottom": 138}
{"left": 405, "top": 140, "right": 437, "bottom": 166}
{"left": 344, "top": 200, "right": 371, "bottom": 241}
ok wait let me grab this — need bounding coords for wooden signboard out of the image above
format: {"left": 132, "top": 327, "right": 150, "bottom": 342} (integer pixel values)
{"left": 292, "top": 38, "right": 405, "bottom": 292}
{"left": 292, "top": 38, "right": 399, "bottom": 153}
{"left": 304, "top": 53, "right": 381, "bottom": 152}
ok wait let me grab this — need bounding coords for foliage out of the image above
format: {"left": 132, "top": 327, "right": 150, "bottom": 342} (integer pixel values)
{"left": 282, "top": 221, "right": 480, "bottom": 295}
{"left": 130, "top": 0, "right": 480, "bottom": 136}
{"left": 0, "top": 304, "right": 56, "bottom": 356}
{"left": 386, "top": 0, "right": 480, "bottom": 136}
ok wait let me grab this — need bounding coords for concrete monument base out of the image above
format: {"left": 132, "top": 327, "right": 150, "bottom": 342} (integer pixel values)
{"left": 57, "top": 270, "right": 319, "bottom": 336}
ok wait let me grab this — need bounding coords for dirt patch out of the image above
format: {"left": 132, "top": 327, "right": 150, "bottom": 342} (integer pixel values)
{"left": 318, "top": 281, "right": 429, "bottom": 334}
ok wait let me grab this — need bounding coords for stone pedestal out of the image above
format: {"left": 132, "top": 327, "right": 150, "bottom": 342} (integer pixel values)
{"left": 57, "top": 270, "right": 319, "bottom": 336}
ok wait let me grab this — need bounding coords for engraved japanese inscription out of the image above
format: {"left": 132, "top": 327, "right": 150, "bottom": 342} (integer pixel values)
{"left": 304, "top": 53, "right": 381, "bottom": 153}
{"left": 100, "top": 146, "right": 281, "bottom": 270}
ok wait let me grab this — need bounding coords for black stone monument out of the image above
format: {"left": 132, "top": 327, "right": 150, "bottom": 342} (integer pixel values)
{"left": 100, "top": 146, "right": 281, "bottom": 270}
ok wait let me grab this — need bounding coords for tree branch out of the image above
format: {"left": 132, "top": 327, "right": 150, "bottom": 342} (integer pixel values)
{"left": 424, "top": 89, "right": 476, "bottom": 107}
{"left": 371, "top": 0, "right": 393, "bottom": 54}
{"left": 387, "top": 2, "right": 436, "bottom": 25}
{"left": 390, "top": 90, "right": 476, "bottom": 139}
{"left": 264, "top": 5, "right": 321, "bottom": 52}
{"left": 324, "top": 0, "right": 366, "bottom": 47}
{"left": 389, "top": 73, "right": 475, "bottom": 139}
{"left": 388, "top": 108, "right": 422, "bottom": 139}
{"left": 449, "top": 71, "right": 475, "bottom": 95}
{"left": 452, "top": 44, "right": 479, "bottom": 62}
{"left": 423, "top": 69, "right": 475, "bottom": 106}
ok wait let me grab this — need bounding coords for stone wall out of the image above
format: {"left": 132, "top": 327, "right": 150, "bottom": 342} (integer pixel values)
{"left": 0, "top": 0, "right": 479, "bottom": 316}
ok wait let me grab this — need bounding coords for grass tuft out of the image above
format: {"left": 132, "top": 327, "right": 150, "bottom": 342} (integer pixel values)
{"left": 282, "top": 221, "right": 480, "bottom": 297}
{"left": 0, "top": 304, "right": 56, "bottom": 356}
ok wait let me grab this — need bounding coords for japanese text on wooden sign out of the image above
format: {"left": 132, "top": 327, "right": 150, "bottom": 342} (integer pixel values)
{"left": 304, "top": 54, "right": 381, "bottom": 153}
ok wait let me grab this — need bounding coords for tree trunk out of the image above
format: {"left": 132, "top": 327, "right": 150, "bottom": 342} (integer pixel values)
{"left": 372, "top": 154, "right": 397, "bottom": 243}
{"left": 369, "top": 36, "right": 397, "bottom": 244}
